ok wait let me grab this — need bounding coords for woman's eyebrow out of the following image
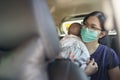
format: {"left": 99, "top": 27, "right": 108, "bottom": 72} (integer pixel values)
{"left": 91, "top": 24, "right": 97, "bottom": 26}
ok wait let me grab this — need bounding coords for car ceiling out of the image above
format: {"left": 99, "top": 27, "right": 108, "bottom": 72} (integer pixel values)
{"left": 46, "top": 0, "right": 102, "bottom": 26}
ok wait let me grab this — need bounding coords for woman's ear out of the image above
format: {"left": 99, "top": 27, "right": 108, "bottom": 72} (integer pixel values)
{"left": 99, "top": 31, "right": 107, "bottom": 38}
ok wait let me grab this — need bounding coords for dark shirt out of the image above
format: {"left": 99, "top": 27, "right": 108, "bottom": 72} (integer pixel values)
{"left": 90, "top": 44, "right": 120, "bottom": 80}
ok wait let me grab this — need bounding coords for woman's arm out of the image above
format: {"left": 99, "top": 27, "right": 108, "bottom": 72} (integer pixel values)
{"left": 108, "top": 66, "right": 120, "bottom": 80}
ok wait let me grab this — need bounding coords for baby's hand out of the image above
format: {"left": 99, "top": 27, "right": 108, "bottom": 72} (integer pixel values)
{"left": 68, "top": 51, "right": 81, "bottom": 67}
{"left": 68, "top": 51, "right": 74, "bottom": 61}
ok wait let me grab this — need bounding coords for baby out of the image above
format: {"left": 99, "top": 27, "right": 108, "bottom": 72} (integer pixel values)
{"left": 60, "top": 23, "right": 90, "bottom": 70}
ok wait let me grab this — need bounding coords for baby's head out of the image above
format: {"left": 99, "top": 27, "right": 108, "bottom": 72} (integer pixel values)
{"left": 68, "top": 23, "right": 82, "bottom": 36}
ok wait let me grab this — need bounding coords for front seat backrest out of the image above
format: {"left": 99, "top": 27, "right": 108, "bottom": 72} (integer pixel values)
{"left": 0, "top": 0, "right": 60, "bottom": 80}
{"left": 0, "top": 0, "right": 88, "bottom": 80}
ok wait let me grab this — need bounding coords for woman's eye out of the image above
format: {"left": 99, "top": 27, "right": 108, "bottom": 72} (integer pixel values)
{"left": 91, "top": 26, "right": 97, "bottom": 30}
{"left": 91, "top": 26, "right": 95, "bottom": 29}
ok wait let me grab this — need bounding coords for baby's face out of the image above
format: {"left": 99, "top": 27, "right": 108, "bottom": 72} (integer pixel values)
{"left": 68, "top": 23, "right": 82, "bottom": 36}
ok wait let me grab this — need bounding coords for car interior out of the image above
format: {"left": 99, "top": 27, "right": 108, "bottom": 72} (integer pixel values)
{"left": 0, "top": 0, "right": 120, "bottom": 80}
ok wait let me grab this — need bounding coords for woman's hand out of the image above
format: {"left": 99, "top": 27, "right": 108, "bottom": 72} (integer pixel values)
{"left": 85, "top": 58, "right": 98, "bottom": 76}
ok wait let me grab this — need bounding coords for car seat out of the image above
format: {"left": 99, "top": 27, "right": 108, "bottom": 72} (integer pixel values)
{"left": 0, "top": 0, "right": 88, "bottom": 80}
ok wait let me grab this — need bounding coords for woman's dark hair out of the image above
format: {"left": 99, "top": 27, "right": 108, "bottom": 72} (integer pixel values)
{"left": 83, "top": 11, "right": 106, "bottom": 31}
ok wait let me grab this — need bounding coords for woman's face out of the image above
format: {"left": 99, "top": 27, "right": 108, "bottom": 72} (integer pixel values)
{"left": 84, "top": 16, "right": 103, "bottom": 39}
{"left": 84, "top": 16, "right": 102, "bottom": 31}
{"left": 80, "top": 16, "right": 106, "bottom": 43}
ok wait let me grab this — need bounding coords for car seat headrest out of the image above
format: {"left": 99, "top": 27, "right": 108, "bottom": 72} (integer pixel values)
{"left": 0, "top": 0, "right": 37, "bottom": 51}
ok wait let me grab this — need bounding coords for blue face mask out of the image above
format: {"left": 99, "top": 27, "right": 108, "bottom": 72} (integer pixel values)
{"left": 80, "top": 27, "right": 98, "bottom": 43}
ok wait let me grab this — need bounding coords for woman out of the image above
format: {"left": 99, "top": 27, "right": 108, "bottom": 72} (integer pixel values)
{"left": 60, "top": 23, "right": 98, "bottom": 77}
{"left": 80, "top": 11, "right": 120, "bottom": 80}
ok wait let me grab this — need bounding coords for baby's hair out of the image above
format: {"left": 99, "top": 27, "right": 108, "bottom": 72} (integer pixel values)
{"left": 68, "top": 23, "right": 82, "bottom": 36}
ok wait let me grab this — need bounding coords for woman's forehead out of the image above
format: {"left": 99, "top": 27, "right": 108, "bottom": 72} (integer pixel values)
{"left": 86, "top": 16, "right": 100, "bottom": 25}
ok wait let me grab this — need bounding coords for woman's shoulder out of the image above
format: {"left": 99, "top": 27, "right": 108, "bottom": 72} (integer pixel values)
{"left": 99, "top": 44, "right": 120, "bottom": 69}
{"left": 99, "top": 44, "right": 119, "bottom": 63}
{"left": 98, "top": 44, "right": 112, "bottom": 51}
{"left": 99, "top": 44, "right": 115, "bottom": 53}
{"left": 94, "top": 44, "right": 117, "bottom": 58}
{"left": 95, "top": 44, "right": 108, "bottom": 53}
